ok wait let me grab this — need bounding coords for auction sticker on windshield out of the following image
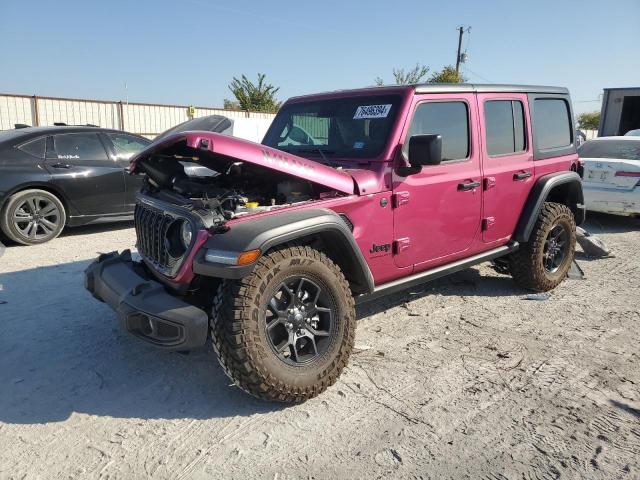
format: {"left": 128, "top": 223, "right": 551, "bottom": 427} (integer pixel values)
{"left": 353, "top": 104, "right": 392, "bottom": 119}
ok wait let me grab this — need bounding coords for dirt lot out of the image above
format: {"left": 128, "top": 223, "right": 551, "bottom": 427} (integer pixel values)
{"left": 1, "top": 214, "right": 639, "bottom": 479}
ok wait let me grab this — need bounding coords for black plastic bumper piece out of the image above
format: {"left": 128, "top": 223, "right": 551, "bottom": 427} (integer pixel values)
{"left": 84, "top": 250, "right": 209, "bottom": 351}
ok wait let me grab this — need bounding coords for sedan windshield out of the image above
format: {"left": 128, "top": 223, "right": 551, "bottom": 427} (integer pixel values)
{"left": 262, "top": 94, "right": 402, "bottom": 160}
{"left": 578, "top": 140, "right": 640, "bottom": 160}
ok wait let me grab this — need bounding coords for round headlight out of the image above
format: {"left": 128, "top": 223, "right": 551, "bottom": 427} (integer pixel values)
{"left": 180, "top": 221, "right": 193, "bottom": 247}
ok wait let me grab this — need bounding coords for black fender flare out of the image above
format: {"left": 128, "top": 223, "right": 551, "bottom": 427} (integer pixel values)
{"left": 514, "top": 171, "right": 585, "bottom": 243}
{"left": 192, "top": 208, "right": 375, "bottom": 294}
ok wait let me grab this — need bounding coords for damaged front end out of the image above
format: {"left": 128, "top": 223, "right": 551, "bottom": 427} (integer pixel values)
{"left": 131, "top": 131, "right": 355, "bottom": 224}
{"left": 125, "top": 132, "right": 357, "bottom": 280}
{"left": 85, "top": 132, "right": 363, "bottom": 350}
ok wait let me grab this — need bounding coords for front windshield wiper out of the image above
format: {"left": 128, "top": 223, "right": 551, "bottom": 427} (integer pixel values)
{"left": 295, "top": 147, "right": 336, "bottom": 163}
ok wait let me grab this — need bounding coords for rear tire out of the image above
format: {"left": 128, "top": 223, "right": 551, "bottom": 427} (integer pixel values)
{"left": 0, "top": 189, "right": 66, "bottom": 245}
{"left": 210, "top": 246, "right": 356, "bottom": 402}
{"left": 509, "top": 202, "right": 576, "bottom": 292}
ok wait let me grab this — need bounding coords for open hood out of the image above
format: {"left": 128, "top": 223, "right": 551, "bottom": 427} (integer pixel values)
{"left": 131, "top": 131, "right": 356, "bottom": 194}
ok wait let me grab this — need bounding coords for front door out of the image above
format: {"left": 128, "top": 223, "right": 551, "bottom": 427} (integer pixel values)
{"left": 392, "top": 94, "right": 482, "bottom": 269}
{"left": 102, "top": 132, "right": 151, "bottom": 213}
{"left": 45, "top": 132, "right": 126, "bottom": 217}
{"left": 477, "top": 93, "right": 535, "bottom": 243}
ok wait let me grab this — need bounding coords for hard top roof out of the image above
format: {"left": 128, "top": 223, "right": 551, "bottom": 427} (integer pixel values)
{"left": 288, "top": 83, "right": 569, "bottom": 101}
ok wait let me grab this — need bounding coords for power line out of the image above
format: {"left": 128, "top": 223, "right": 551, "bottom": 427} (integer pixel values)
{"left": 462, "top": 66, "right": 493, "bottom": 83}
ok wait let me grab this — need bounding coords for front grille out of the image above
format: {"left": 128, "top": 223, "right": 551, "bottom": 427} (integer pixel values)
{"left": 134, "top": 203, "right": 181, "bottom": 275}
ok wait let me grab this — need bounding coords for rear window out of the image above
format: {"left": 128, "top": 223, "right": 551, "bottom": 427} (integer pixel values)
{"left": 578, "top": 140, "right": 640, "bottom": 160}
{"left": 533, "top": 99, "right": 572, "bottom": 150}
{"left": 18, "top": 137, "right": 46, "bottom": 158}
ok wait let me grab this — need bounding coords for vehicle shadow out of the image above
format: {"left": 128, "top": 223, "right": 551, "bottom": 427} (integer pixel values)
{"left": 583, "top": 211, "right": 639, "bottom": 234}
{"left": 0, "top": 260, "right": 285, "bottom": 425}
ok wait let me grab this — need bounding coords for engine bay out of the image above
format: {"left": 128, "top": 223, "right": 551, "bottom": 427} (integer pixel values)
{"left": 138, "top": 152, "right": 336, "bottom": 221}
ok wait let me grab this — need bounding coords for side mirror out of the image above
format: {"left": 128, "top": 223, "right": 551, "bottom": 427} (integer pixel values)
{"left": 409, "top": 134, "right": 442, "bottom": 167}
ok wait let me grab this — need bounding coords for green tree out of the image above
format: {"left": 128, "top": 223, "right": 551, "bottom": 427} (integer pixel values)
{"left": 224, "top": 73, "right": 281, "bottom": 113}
{"left": 223, "top": 99, "right": 241, "bottom": 110}
{"left": 428, "top": 65, "right": 466, "bottom": 84}
{"left": 577, "top": 111, "right": 600, "bottom": 131}
{"left": 375, "top": 63, "right": 430, "bottom": 86}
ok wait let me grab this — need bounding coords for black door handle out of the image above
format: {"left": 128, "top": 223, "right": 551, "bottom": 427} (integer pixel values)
{"left": 51, "top": 162, "right": 71, "bottom": 169}
{"left": 458, "top": 180, "right": 481, "bottom": 191}
{"left": 513, "top": 171, "right": 532, "bottom": 180}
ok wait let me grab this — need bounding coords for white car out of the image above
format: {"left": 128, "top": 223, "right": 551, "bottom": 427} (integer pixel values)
{"left": 624, "top": 129, "right": 640, "bottom": 136}
{"left": 579, "top": 136, "right": 640, "bottom": 216}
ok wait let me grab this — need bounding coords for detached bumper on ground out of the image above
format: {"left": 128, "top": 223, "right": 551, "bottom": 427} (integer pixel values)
{"left": 584, "top": 186, "right": 640, "bottom": 216}
{"left": 84, "top": 250, "right": 209, "bottom": 350}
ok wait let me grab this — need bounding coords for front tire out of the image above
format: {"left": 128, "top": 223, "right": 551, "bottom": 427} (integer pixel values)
{"left": 210, "top": 246, "right": 356, "bottom": 402}
{"left": 0, "top": 189, "right": 66, "bottom": 245}
{"left": 509, "top": 202, "right": 576, "bottom": 291}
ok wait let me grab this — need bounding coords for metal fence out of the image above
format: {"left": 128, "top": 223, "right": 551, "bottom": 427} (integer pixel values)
{"left": 0, "top": 93, "right": 276, "bottom": 138}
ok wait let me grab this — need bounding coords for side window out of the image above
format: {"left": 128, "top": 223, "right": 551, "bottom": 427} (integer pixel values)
{"left": 484, "top": 100, "right": 527, "bottom": 156}
{"left": 533, "top": 99, "right": 571, "bottom": 150}
{"left": 18, "top": 137, "right": 46, "bottom": 158}
{"left": 52, "top": 133, "right": 109, "bottom": 161}
{"left": 107, "top": 133, "right": 151, "bottom": 161}
{"left": 405, "top": 102, "right": 469, "bottom": 161}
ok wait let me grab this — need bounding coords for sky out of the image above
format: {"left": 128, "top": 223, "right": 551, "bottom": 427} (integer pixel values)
{"left": 1, "top": 0, "right": 638, "bottom": 115}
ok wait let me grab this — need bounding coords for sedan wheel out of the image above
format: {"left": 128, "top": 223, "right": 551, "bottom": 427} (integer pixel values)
{"left": 1, "top": 189, "right": 66, "bottom": 245}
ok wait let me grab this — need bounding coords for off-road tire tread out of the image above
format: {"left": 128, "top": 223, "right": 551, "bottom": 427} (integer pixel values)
{"left": 210, "top": 245, "right": 355, "bottom": 402}
{"left": 0, "top": 189, "right": 66, "bottom": 245}
{"left": 510, "top": 202, "right": 576, "bottom": 292}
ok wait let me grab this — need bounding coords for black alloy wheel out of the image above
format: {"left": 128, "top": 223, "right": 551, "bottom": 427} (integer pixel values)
{"left": 543, "top": 224, "right": 568, "bottom": 273}
{"left": 265, "top": 276, "right": 336, "bottom": 366}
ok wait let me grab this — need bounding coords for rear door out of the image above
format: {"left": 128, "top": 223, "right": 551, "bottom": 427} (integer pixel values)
{"left": 45, "top": 132, "right": 126, "bottom": 216}
{"left": 102, "top": 132, "right": 151, "bottom": 212}
{"left": 392, "top": 94, "right": 482, "bottom": 268}
{"left": 477, "top": 93, "right": 534, "bottom": 243}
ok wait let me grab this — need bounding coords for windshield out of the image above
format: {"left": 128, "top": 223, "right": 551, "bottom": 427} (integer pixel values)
{"left": 263, "top": 94, "right": 401, "bottom": 160}
{"left": 578, "top": 140, "right": 640, "bottom": 160}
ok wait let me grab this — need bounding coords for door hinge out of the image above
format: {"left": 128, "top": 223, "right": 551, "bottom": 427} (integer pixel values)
{"left": 392, "top": 191, "right": 410, "bottom": 208}
{"left": 393, "top": 237, "right": 411, "bottom": 254}
{"left": 482, "top": 217, "right": 495, "bottom": 231}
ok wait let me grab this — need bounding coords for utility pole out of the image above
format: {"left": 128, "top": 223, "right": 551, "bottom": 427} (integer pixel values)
{"left": 455, "top": 27, "right": 464, "bottom": 75}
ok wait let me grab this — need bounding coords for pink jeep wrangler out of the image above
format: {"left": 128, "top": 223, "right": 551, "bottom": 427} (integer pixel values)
{"left": 85, "top": 84, "right": 584, "bottom": 402}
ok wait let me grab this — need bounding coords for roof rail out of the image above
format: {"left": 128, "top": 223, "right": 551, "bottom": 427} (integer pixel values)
{"left": 14, "top": 123, "right": 31, "bottom": 129}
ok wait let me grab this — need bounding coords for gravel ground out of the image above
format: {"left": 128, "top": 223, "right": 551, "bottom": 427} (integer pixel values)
{"left": 1, "top": 213, "right": 639, "bottom": 479}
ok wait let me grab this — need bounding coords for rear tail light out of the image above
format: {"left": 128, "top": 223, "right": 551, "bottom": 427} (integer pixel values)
{"left": 614, "top": 171, "right": 640, "bottom": 177}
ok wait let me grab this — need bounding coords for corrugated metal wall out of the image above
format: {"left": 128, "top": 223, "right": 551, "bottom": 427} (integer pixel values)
{"left": 0, "top": 93, "right": 276, "bottom": 137}
{"left": 0, "top": 95, "right": 34, "bottom": 129}
{"left": 38, "top": 98, "right": 120, "bottom": 130}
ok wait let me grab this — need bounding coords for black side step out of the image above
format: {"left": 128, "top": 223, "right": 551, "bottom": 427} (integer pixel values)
{"left": 356, "top": 241, "right": 519, "bottom": 304}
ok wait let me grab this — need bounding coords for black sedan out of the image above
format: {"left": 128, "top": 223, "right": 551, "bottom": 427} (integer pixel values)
{"left": 0, "top": 126, "right": 151, "bottom": 245}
